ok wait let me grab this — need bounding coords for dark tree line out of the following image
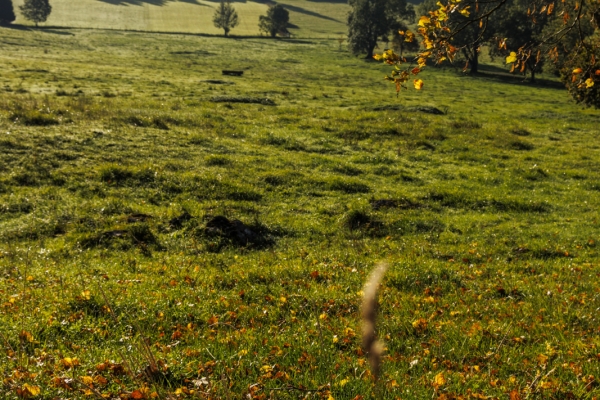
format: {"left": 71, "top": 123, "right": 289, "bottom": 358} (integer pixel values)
{"left": 0, "top": 0, "right": 15, "bottom": 24}
{"left": 0, "top": 0, "right": 52, "bottom": 26}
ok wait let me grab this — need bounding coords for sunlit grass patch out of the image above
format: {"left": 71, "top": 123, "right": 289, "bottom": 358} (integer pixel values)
{"left": 0, "top": 27, "right": 598, "bottom": 399}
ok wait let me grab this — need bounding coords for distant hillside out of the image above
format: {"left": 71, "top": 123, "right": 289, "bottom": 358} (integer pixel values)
{"left": 11, "top": 0, "right": 350, "bottom": 37}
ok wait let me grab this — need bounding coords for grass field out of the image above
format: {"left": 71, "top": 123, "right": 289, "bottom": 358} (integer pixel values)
{"left": 1, "top": 25, "right": 600, "bottom": 399}
{"left": 10, "top": 0, "right": 350, "bottom": 37}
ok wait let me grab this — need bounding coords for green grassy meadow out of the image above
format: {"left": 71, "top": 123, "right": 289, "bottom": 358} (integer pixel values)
{"left": 1, "top": 25, "right": 600, "bottom": 399}
{"left": 10, "top": 0, "right": 350, "bottom": 37}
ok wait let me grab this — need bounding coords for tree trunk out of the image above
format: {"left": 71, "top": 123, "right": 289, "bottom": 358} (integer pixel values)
{"left": 365, "top": 41, "right": 376, "bottom": 59}
{"left": 469, "top": 50, "right": 479, "bottom": 74}
{"left": 525, "top": 63, "right": 537, "bottom": 83}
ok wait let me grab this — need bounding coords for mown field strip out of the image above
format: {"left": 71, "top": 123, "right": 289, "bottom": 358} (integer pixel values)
{"left": 10, "top": 0, "right": 350, "bottom": 36}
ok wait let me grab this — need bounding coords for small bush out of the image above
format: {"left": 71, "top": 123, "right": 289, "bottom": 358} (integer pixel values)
{"left": 344, "top": 210, "right": 374, "bottom": 231}
{"left": 99, "top": 199, "right": 132, "bottom": 216}
{"left": 336, "top": 129, "right": 369, "bottom": 141}
{"left": 413, "top": 140, "right": 436, "bottom": 151}
{"left": 121, "top": 115, "right": 171, "bottom": 130}
{"left": 426, "top": 190, "right": 550, "bottom": 213}
{"left": 11, "top": 110, "right": 59, "bottom": 126}
{"left": 263, "top": 174, "right": 287, "bottom": 186}
{"left": 99, "top": 165, "right": 134, "bottom": 185}
{"left": 405, "top": 105, "right": 445, "bottom": 115}
{"left": 151, "top": 117, "right": 170, "bottom": 130}
{"left": 451, "top": 120, "right": 481, "bottom": 130}
{"left": 205, "top": 155, "right": 231, "bottom": 166}
{"left": 328, "top": 178, "right": 370, "bottom": 194}
{"left": 189, "top": 216, "right": 277, "bottom": 251}
{"left": 332, "top": 164, "right": 363, "bottom": 176}
{"left": 189, "top": 135, "right": 211, "bottom": 145}
{"left": 225, "top": 186, "right": 262, "bottom": 201}
{"left": 523, "top": 168, "right": 549, "bottom": 181}
{"left": 78, "top": 223, "right": 160, "bottom": 251}
{"left": 210, "top": 96, "right": 275, "bottom": 105}
{"left": 101, "top": 90, "right": 117, "bottom": 98}
{"left": 423, "top": 131, "right": 447, "bottom": 141}
{"left": 259, "top": 134, "right": 288, "bottom": 146}
{"left": 99, "top": 165, "right": 156, "bottom": 186}
{"left": 0, "top": 198, "right": 34, "bottom": 214}
{"left": 511, "top": 128, "right": 531, "bottom": 136}
{"left": 509, "top": 139, "right": 534, "bottom": 151}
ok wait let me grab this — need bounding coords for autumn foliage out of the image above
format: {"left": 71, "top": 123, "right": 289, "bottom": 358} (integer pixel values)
{"left": 374, "top": 0, "right": 600, "bottom": 107}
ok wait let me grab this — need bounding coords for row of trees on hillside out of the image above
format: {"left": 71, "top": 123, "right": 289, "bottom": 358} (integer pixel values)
{"left": 213, "top": 0, "right": 289, "bottom": 38}
{"left": 0, "top": 0, "right": 51, "bottom": 26}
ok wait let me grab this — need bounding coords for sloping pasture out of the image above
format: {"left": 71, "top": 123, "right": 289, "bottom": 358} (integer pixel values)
{"left": 0, "top": 27, "right": 599, "bottom": 398}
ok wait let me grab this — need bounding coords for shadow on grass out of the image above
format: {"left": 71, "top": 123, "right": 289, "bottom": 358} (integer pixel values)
{"left": 2, "top": 22, "right": 335, "bottom": 41}
{"left": 97, "top": 0, "right": 200, "bottom": 5}
{"left": 305, "top": 0, "right": 348, "bottom": 3}
{"left": 470, "top": 64, "right": 565, "bottom": 90}
{"left": 0, "top": 23, "right": 32, "bottom": 31}
{"left": 201, "top": 0, "right": 343, "bottom": 21}
{"left": 281, "top": 3, "right": 342, "bottom": 22}
{"left": 1, "top": 24, "right": 76, "bottom": 35}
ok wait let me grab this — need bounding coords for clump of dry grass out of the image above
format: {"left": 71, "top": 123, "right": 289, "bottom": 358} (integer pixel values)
{"left": 361, "top": 262, "right": 389, "bottom": 381}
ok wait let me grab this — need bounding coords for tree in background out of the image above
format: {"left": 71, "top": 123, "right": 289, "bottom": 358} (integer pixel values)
{"left": 487, "top": 0, "right": 551, "bottom": 81}
{"left": 418, "top": 0, "right": 493, "bottom": 74}
{"left": 20, "top": 0, "right": 51, "bottom": 27}
{"left": 539, "top": 5, "right": 595, "bottom": 77}
{"left": 348, "top": 0, "right": 391, "bottom": 58}
{"left": 259, "top": 4, "right": 289, "bottom": 37}
{"left": 374, "top": 0, "right": 600, "bottom": 107}
{"left": 212, "top": 0, "right": 239, "bottom": 37}
{"left": 347, "top": 0, "right": 414, "bottom": 59}
{"left": 561, "top": 38, "right": 600, "bottom": 107}
{"left": 389, "top": 21, "right": 419, "bottom": 56}
{"left": 0, "top": 0, "right": 16, "bottom": 25}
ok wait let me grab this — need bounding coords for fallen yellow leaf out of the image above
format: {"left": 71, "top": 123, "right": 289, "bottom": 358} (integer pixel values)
{"left": 23, "top": 384, "right": 41, "bottom": 396}
{"left": 433, "top": 372, "right": 446, "bottom": 387}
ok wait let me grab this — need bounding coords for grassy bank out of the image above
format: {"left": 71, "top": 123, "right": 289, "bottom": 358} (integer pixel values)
{"left": 0, "top": 27, "right": 599, "bottom": 399}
